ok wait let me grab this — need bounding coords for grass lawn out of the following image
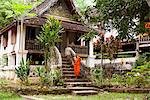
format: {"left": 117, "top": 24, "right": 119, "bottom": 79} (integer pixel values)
{"left": 0, "top": 91, "right": 22, "bottom": 100}
{"left": 35, "top": 92, "right": 148, "bottom": 100}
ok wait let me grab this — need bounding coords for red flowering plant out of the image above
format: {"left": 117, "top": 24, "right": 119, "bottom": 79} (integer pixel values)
{"left": 94, "top": 34, "right": 121, "bottom": 63}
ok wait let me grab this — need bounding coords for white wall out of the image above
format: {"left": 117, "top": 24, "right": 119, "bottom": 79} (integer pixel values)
{"left": 94, "top": 57, "right": 136, "bottom": 65}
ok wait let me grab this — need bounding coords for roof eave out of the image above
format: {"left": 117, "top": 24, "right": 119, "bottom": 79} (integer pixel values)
{"left": 0, "top": 21, "right": 17, "bottom": 35}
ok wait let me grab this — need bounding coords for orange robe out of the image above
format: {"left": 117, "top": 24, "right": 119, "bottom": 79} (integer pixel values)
{"left": 74, "top": 56, "right": 81, "bottom": 77}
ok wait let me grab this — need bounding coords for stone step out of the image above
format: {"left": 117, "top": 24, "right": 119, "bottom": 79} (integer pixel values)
{"left": 63, "top": 74, "right": 80, "bottom": 78}
{"left": 68, "top": 87, "right": 97, "bottom": 91}
{"left": 62, "top": 58, "right": 68, "bottom": 61}
{"left": 62, "top": 64, "right": 72, "bottom": 67}
{"left": 72, "top": 90, "right": 98, "bottom": 95}
{"left": 62, "top": 61, "right": 70, "bottom": 64}
{"left": 63, "top": 71, "right": 74, "bottom": 74}
{"left": 64, "top": 79, "right": 89, "bottom": 82}
{"left": 62, "top": 68, "right": 74, "bottom": 71}
{"left": 63, "top": 74, "right": 83, "bottom": 78}
{"left": 64, "top": 82, "right": 92, "bottom": 86}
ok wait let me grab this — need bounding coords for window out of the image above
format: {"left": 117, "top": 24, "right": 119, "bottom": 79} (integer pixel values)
{"left": 26, "top": 26, "right": 41, "bottom": 40}
{"left": 27, "top": 53, "right": 44, "bottom": 65}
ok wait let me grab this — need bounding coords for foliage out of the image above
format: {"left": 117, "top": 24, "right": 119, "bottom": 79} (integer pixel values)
{"left": 135, "top": 52, "right": 150, "bottom": 67}
{"left": 79, "top": 30, "right": 98, "bottom": 41}
{"left": 75, "top": 0, "right": 95, "bottom": 13}
{"left": 91, "top": 68, "right": 103, "bottom": 86}
{"left": 92, "top": 60, "right": 150, "bottom": 87}
{"left": 0, "top": 0, "right": 44, "bottom": 28}
{"left": 94, "top": 35, "right": 121, "bottom": 61}
{"left": 125, "top": 65, "right": 150, "bottom": 87}
{"left": 111, "top": 63, "right": 150, "bottom": 88}
{"left": 52, "top": 69, "right": 64, "bottom": 86}
{"left": 35, "top": 67, "right": 63, "bottom": 86}
{"left": 0, "top": 0, "right": 33, "bottom": 28}
{"left": 96, "top": 0, "right": 150, "bottom": 39}
{"left": 35, "top": 67, "right": 51, "bottom": 86}
{"left": 36, "top": 16, "right": 63, "bottom": 71}
{"left": 0, "top": 55, "right": 8, "bottom": 67}
{"left": 0, "top": 91, "right": 21, "bottom": 100}
{"left": 15, "top": 58, "right": 30, "bottom": 85}
{"left": 77, "top": 0, "right": 150, "bottom": 39}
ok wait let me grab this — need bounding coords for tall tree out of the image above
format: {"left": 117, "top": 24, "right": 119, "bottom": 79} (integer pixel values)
{"left": 96, "top": 0, "right": 150, "bottom": 39}
{"left": 0, "top": 0, "right": 42, "bottom": 28}
{"left": 76, "top": 0, "right": 150, "bottom": 39}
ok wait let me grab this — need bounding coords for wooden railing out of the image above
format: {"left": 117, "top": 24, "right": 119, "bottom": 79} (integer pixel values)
{"left": 25, "top": 40, "right": 44, "bottom": 51}
{"left": 138, "top": 36, "right": 150, "bottom": 43}
{"left": 68, "top": 44, "right": 88, "bottom": 55}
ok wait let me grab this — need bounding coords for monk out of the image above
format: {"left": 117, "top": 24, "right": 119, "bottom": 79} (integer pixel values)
{"left": 73, "top": 55, "right": 81, "bottom": 78}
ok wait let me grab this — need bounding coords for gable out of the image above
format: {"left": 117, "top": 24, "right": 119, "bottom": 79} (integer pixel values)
{"left": 43, "top": 0, "right": 73, "bottom": 18}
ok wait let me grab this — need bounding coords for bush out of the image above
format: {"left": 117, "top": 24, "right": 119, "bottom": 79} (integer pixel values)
{"left": 135, "top": 53, "right": 150, "bottom": 67}
{"left": 109, "top": 62, "right": 150, "bottom": 88}
{"left": 0, "top": 55, "right": 8, "bottom": 67}
{"left": 36, "top": 67, "right": 64, "bottom": 86}
{"left": 91, "top": 68, "right": 103, "bottom": 86}
{"left": 135, "top": 54, "right": 146, "bottom": 67}
{"left": 15, "top": 58, "right": 30, "bottom": 85}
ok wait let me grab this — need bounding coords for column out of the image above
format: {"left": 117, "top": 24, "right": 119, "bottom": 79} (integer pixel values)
{"left": 7, "top": 30, "right": 13, "bottom": 66}
{"left": 0, "top": 35, "right": 3, "bottom": 65}
{"left": 0, "top": 35, "right": 4, "bottom": 54}
{"left": 16, "top": 51, "right": 28, "bottom": 67}
{"left": 86, "top": 39, "right": 95, "bottom": 68}
{"left": 81, "top": 38, "right": 85, "bottom": 46}
{"left": 15, "top": 24, "right": 21, "bottom": 51}
{"left": 136, "top": 41, "right": 139, "bottom": 59}
{"left": 15, "top": 24, "right": 28, "bottom": 67}
{"left": 7, "top": 53, "right": 15, "bottom": 67}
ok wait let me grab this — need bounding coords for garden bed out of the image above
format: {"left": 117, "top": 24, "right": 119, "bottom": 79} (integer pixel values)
{"left": 104, "top": 87, "right": 150, "bottom": 93}
{"left": 0, "top": 84, "right": 71, "bottom": 95}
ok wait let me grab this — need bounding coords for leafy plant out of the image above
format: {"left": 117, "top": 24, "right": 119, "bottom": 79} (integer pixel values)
{"left": 91, "top": 68, "right": 103, "bottom": 86}
{"left": 36, "top": 16, "right": 63, "bottom": 72}
{"left": 0, "top": 55, "right": 8, "bottom": 67}
{"left": 35, "top": 67, "right": 63, "bottom": 86}
{"left": 35, "top": 67, "right": 54, "bottom": 86}
{"left": 15, "top": 58, "right": 30, "bottom": 85}
{"left": 135, "top": 54, "right": 147, "bottom": 67}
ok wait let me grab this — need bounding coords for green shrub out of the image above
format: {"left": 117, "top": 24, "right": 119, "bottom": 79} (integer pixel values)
{"left": 91, "top": 68, "right": 103, "bottom": 86}
{"left": 135, "top": 54, "right": 146, "bottom": 67}
{"left": 0, "top": 55, "right": 8, "bottom": 67}
{"left": 125, "top": 65, "right": 150, "bottom": 87}
{"left": 135, "top": 53, "right": 150, "bottom": 67}
{"left": 111, "top": 74, "right": 125, "bottom": 86}
{"left": 110, "top": 63, "right": 150, "bottom": 88}
{"left": 15, "top": 58, "right": 30, "bottom": 85}
{"left": 36, "top": 67, "right": 64, "bottom": 86}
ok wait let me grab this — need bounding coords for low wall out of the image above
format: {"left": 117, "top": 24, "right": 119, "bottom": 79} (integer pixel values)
{"left": 94, "top": 57, "right": 137, "bottom": 65}
{"left": 0, "top": 65, "right": 45, "bottom": 80}
{"left": 0, "top": 66, "right": 16, "bottom": 80}
{"left": 0, "top": 64, "right": 61, "bottom": 80}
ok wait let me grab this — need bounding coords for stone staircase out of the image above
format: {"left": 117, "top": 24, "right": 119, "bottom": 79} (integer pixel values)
{"left": 62, "top": 56, "right": 99, "bottom": 95}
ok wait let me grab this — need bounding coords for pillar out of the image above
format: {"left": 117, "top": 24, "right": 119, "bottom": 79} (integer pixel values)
{"left": 0, "top": 35, "right": 4, "bottom": 54}
{"left": 136, "top": 41, "right": 139, "bottom": 59}
{"left": 7, "top": 53, "right": 15, "bottom": 67}
{"left": 86, "top": 39, "right": 95, "bottom": 68}
{"left": 16, "top": 51, "right": 28, "bottom": 67}
{"left": 0, "top": 35, "right": 4, "bottom": 66}
{"left": 81, "top": 38, "right": 85, "bottom": 46}
{"left": 15, "top": 23, "right": 28, "bottom": 67}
